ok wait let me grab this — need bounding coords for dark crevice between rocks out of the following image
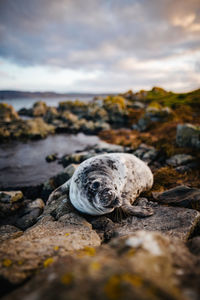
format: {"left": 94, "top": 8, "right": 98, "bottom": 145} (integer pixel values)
{"left": 0, "top": 276, "right": 31, "bottom": 298}
{"left": 188, "top": 217, "right": 200, "bottom": 239}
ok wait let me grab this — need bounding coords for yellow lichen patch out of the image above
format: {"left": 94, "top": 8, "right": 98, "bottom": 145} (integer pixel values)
{"left": 104, "top": 275, "right": 122, "bottom": 300}
{"left": 43, "top": 257, "right": 54, "bottom": 268}
{"left": 104, "top": 273, "right": 143, "bottom": 300}
{"left": 65, "top": 233, "right": 70, "bottom": 237}
{"left": 103, "top": 96, "right": 126, "bottom": 111}
{"left": 61, "top": 273, "right": 73, "bottom": 285}
{"left": 78, "top": 246, "right": 96, "bottom": 257}
{"left": 126, "top": 248, "right": 136, "bottom": 257}
{"left": 3, "top": 259, "right": 12, "bottom": 267}
{"left": 17, "top": 260, "right": 24, "bottom": 265}
{"left": 54, "top": 246, "right": 59, "bottom": 251}
{"left": 90, "top": 261, "right": 101, "bottom": 272}
{"left": 122, "top": 273, "right": 143, "bottom": 287}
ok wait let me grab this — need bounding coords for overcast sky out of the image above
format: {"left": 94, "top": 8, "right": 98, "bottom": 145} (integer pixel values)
{"left": 0, "top": 0, "right": 200, "bottom": 93}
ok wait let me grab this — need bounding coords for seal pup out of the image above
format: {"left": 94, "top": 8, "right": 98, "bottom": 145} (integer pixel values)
{"left": 48, "top": 153, "right": 154, "bottom": 217}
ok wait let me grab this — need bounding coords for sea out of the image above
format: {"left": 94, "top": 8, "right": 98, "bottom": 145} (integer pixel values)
{"left": 0, "top": 95, "right": 94, "bottom": 111}
{"left": 0, "top": 95, "right": 101, "bottom": 188}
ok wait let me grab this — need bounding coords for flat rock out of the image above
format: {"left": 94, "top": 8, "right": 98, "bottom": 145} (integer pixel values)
{"left": 114, "top": 202, "right": 200, "bottom": 241}
{"left": 0, "top": 213, "right": 101, "bottom": 284}
{"left": 152, "top": 185, "right": 200, "bottom": 210}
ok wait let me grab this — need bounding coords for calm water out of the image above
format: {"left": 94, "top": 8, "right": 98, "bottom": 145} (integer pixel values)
{"left": 0, "top": 95, "right": 93, "bottom": 111}
{"left": 0, "top": 133, "right": 100, "bottom": 188}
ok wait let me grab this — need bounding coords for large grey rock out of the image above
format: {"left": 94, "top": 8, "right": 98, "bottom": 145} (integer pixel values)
{"left": 113, "top": 200, "right": 200, "bottom": 241}
{"left": 176, "top": 123, "right": 200, "bottom": 149}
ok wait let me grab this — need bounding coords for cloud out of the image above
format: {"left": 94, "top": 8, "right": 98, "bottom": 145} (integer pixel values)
{"left": 0, "top": 0, "right": 199, "bottom": 92}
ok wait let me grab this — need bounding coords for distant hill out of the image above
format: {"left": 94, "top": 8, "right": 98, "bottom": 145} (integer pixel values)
{"left": 0, "top": 90, "right": 111, "bottom": 99}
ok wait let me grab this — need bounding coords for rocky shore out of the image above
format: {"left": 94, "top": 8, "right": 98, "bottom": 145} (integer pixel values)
{"left": 0, "top": 87, "right": 200, "bottom": 300}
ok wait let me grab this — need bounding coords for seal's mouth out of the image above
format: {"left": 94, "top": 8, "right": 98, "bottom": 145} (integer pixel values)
{"left": 99, "top": 188, "right": 121, "bottom": 208}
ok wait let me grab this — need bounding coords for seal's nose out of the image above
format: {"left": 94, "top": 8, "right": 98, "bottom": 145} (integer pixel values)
{"left": 101, "top": 188, "right": 115, "bottom": 207}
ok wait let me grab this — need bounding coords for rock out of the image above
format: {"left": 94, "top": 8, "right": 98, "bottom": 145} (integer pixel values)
{"left": 94, "top": 141, "right": 125, "bottom": 153}
{"left": 61, "top": 151, "right": 95, "bottom": 167}
{"left": 133, "top": 144, "right": 158, "bottom": 164}
{"left": 0, "top": 225, "right": 23, "bottom": 242}
{"left": 131, "top": 101, "right": 145, "bottom": 109}
{"left": 60, "top": 142, "right": 125, "bottom": 167}
{"left": 14, "top": 198, "right": 45, "bottom": 230}
{"left": 114, "top": 201, "right": 200, "bottom": 241}
{"left": 0, "top": 191, "right": 24, "bottom": 218}
{"left": 166, "top": 154, "right": 195, "bottom": 167}
{"left": 152, "top": 185, "right": 200, "bottom": 210}
{"left": 45, "top": 153, "right": 58, "bottom": 162}
{"left": 18, "top": 107, "right": 32, "bottom": 117}
{"left": 32, "top": 101, "right": 48, "bottom": 117}
{"left": 61, "top": 111, "right": 79, "bottom": 124}
{"left": 176, "top": 123, "right": 200, "bottom": 149}
{"left": 43, "top": 107, "right": 59, "bottom": 123}
{"left": 2, "top": 231, "right": 199, "bottom": 300}
{"left": 52, "top": 164, "right": 78, "bottom": 187}
{"left": 25, "top": 118, "right": 55, "bottom": 139}
{"left": 0, "top": 103, "right": 19, "bottom": 122}
{"left": 41, "top": 180, "right": 55, "bottom": 202}
{"left": 187, "top": 237, "right": 200, "bottom": 255}
{"left": 58, "top": 100, "right": 88, "bottom": 118}
{"left": 0, "top": 214, "right": 101, "bottom": 284}
{"left": 134, "top": 106, "right": 173, "bottom": 131}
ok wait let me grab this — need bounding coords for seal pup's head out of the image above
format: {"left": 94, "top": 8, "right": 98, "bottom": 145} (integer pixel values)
{"left": 69, "top": 159, "right": 122, "bottom": 215}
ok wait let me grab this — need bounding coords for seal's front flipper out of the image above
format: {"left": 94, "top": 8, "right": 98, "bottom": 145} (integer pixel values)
{"left": 121, "top": 204, "right": 154, "bottom": 218}
{"left": 47, "top": 179, "right": 71, "bottom": 206}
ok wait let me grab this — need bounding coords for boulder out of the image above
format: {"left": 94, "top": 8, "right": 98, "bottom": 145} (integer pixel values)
{"left": 166, "top": 154, "right": 195, "bottom": 167}
{"left": 32, "top": 101, "right": 48, "bottom": 117}
{"left": 52, "top": 164, "right": 78, "bottom": 187}
{"left": 0, "top": 214, "right": 101, "bottom": 284}
{"left": 133, "top": 144, "right": 158, "bottom": 164}
{"left": 133, "top": 106, "right": 173, "bottom": 131}
{"left": 43, "top": 107, "right": 59, "bottom": 123}
{"left": 0, "top": 103, "right": 19, "bottom": 122}
{"left": 0, "top": 191, "right": 24, "bottom": 218}
{"left": 25, "top": 118, "right": 55, "bottom": 139}
{"left": 176, "top": 123, "right": 200, "bottom": 149}
{"left": 152, "top": 185, "right": 200, "bottom": 210}
{"left": 2, "top": 231, "right": 199, "bottom": 300}
{"left": 113, "top": 199, "right": 200, "bottom": 241}
{"left": 45, "top": 153, "right": 58, "bottom": 162}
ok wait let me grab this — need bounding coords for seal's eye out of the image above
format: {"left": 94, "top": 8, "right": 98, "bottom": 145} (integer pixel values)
{"left": 91, "top": 181, "right": 100, "bottom": 190}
